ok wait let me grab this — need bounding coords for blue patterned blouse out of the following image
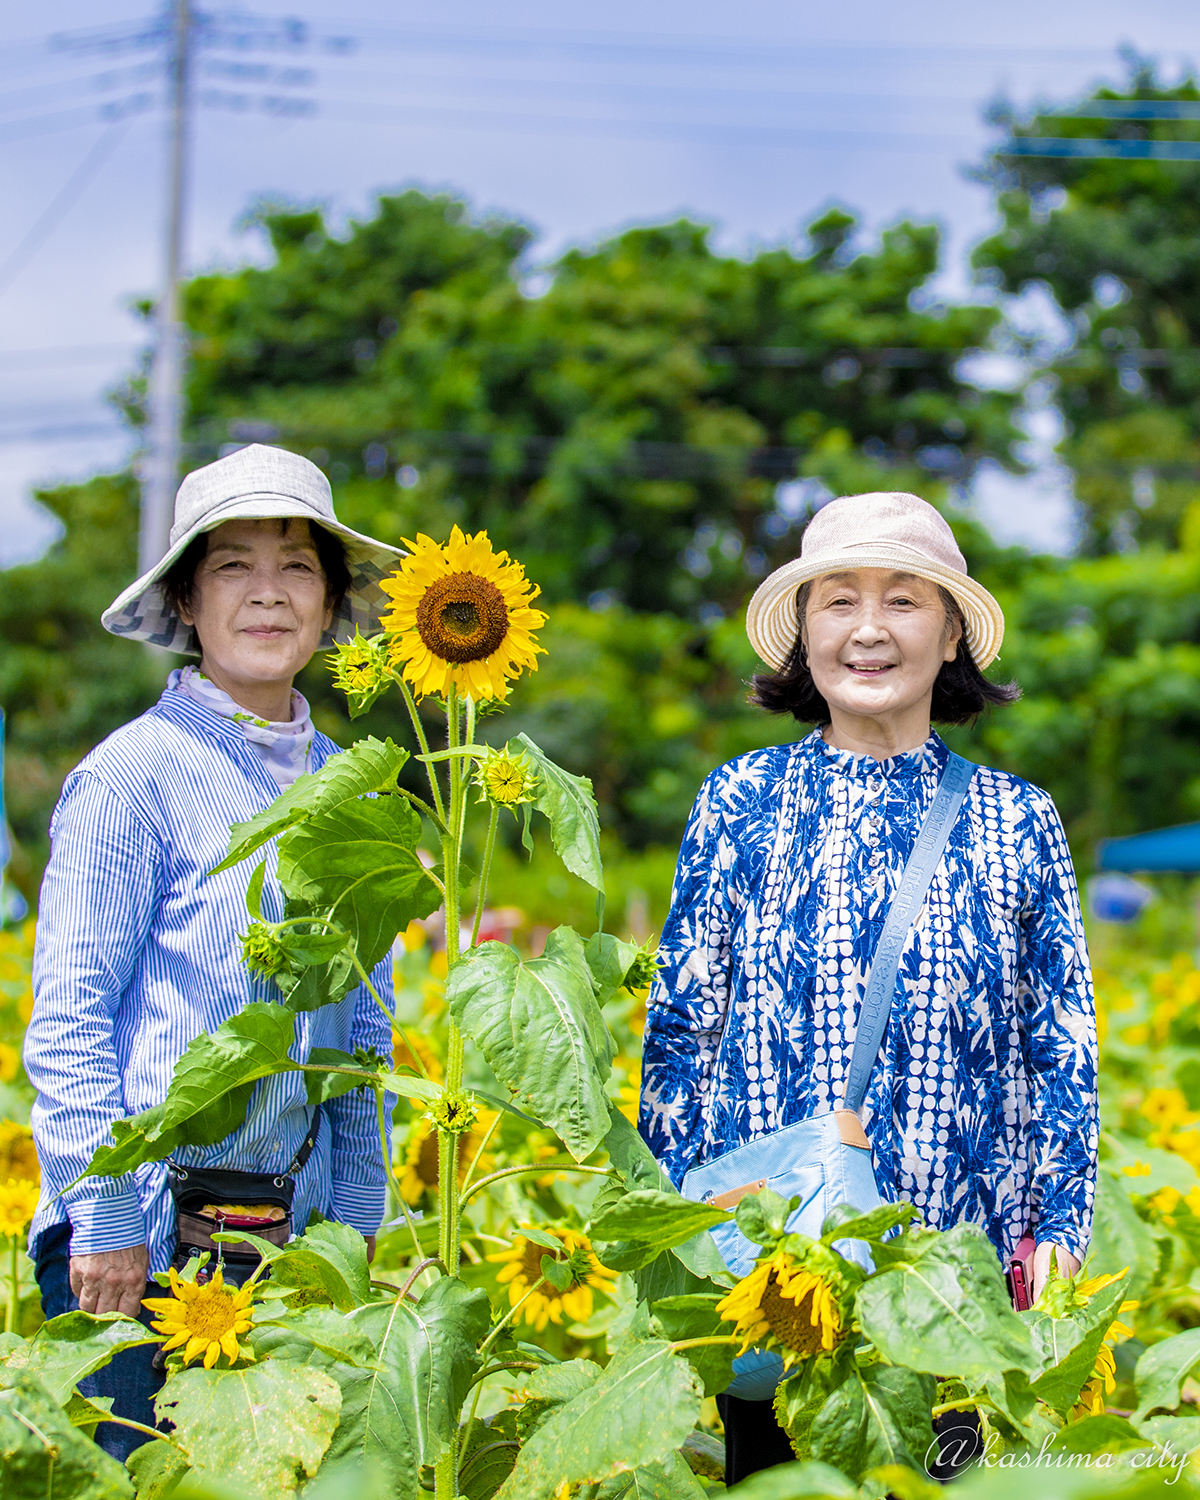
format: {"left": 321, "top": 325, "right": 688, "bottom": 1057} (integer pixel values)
{"left": 638, "top": 729, "right": 1098, "bottom": 1263}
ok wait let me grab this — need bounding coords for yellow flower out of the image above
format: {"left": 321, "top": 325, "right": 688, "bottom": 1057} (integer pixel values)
{"left": 488, "top": 1227, "right": 618, "bottom": 1332}
{"left": 717, "top": 1247, "right": 847, "bottom": 1368}
{"left": 1120, "top": 1161, "right": 1152, "bottom": 1178}
{"left": 0, "top": 1122, "right": 38, "bottom": 1188}
{"left": 392, "top": 1029, "right": 443, "bottom": 1089}
{"left": 1069, "top": 1313, "right": 1135, "bottom": 1422}
{"left": 380, "top": 527, "right": 547, "bottom": 703}
{"left": 0, "top": 1177, "right": 39, "bottom": 1237}
{"left": 1142, "top": 1087, "right": 1198, "bottom": 1134}
{"left": 0, "top": 1045, "right": 19, "bottom": 1084}
{"left": 474, "top": 747, "right": 539, "bottom": 808}
{"left": 143, "top": 1266, "right": 256, "bottom": 1370}
{"left": 613, "top": 1054, "right": 641, "bottom": 1125}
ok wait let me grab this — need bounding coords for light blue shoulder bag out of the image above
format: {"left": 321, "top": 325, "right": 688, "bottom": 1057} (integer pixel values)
{"left": 680, "top": 752, "right": 976, "bottom": 1399}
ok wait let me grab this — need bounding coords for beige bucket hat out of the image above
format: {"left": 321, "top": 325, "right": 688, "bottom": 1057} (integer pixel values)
{"left": 745, "top": 490, "right": 1005, "bottom": 670}
{"left": 103, "top": 444, "right": 404, "bottom": 655}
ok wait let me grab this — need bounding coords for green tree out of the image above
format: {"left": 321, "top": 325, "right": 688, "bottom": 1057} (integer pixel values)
{"left": 163, "top": 191, "right": 1017, "bottom": 617}
{"left": 973, "top": 57, "right": 1200, "bottom": 553}
{"left": 0, "top": 474, "right": 161, "bottom": 895}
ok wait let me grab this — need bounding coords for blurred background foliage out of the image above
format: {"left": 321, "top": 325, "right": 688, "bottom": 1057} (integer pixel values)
{"left": 7, "top": 66, "right": 1200, "bottom": 918}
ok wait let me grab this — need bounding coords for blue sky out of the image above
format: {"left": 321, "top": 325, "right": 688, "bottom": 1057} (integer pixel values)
{"left": 1, "top": 0, "right": 1197, "bottom": 565}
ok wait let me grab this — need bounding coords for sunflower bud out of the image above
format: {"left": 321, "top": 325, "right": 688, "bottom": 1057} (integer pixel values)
{"left": 431, "top": 1090, "right": 479, "bottom": 1134}
{"left": 327, "top": 629, "right": 393, "bottom": 716}
{"left": 622, "top": 942, "right": 660, "bottom": 994}
{"left": 240, "top": 920, "right": 292, "bottom": 980}
{"left": 474, "top": 747, "right": 539, "bottom": 809}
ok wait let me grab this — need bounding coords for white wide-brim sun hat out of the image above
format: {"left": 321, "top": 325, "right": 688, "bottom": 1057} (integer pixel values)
{"left": 103, "top": 444, "right": 404, "bottom": 655}
{"left": 745, "top": 490, "right": 1005, "bottom": 670}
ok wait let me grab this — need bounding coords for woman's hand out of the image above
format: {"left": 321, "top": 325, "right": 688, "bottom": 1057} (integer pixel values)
{"left": 1031, "top": 1241, "right": 1080, "bottom": 1302}
{"left": 70, "top": 1246, "right": 150, "bottom": 1316}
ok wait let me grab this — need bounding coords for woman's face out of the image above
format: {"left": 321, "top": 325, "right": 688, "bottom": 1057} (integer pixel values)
{"left": 802, "top": 568, "right": 961, "bottom": 728}
{"left": 177, "top": 517, "right": 333, "bottom": 692}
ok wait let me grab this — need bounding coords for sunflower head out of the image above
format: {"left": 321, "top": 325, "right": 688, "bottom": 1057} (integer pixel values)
{"left": 0, "top": 1121, "right": 38, "bottom": 1187}
{"left": 487, "top": 1226, "right": 618, "bottom": 1333}
{"left": 621, "top": 942, "right": 661, "bottom": 996}
{"left": 431, "top": 1090, "right": 479, "bottom": 1135}
{"left": 474, "top": 747, "right": 539, "bottom": 809}
{"left": 143, "top": 1265, "right": 257, "bottom": 1370}
{"left": 327, "top": 628, "right": 393, "bottom": 717}
{"left": 380, "top": 527, "right": 547, "bottom": 703}
{"left": 240, "top": 920, "right": 292, "bottom": 981}
{"left": 717, "top": 1242, "right": 855, "bottom": 1370}
{"left": 0, "top": 1177, "right": 39, "bottom": 1237}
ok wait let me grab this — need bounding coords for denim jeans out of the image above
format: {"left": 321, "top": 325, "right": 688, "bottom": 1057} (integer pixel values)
{"left": 31, "top": 1221, "right": 165, "bottom": 1463}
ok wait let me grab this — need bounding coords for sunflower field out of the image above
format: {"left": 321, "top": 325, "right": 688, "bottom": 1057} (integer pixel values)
{"left": 8, "top": 535, "right": 1200, "bottom": 1499}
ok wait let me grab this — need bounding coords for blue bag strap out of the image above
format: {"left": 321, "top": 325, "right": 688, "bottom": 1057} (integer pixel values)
{"left": 841, "top": 751, "right": 976, "bottom": 1115}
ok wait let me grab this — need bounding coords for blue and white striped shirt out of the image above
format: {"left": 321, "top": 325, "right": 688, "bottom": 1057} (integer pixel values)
{"left": 24, "top": 686, "right": 393, "bottom": 1272}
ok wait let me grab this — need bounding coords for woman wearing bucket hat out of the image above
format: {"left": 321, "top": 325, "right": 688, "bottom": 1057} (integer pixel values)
{"left": 638, "top": 492, "right": 1097, "bottom": 1482}
{"left": 23, "top": 445, "right": 404, "bottom": 1458}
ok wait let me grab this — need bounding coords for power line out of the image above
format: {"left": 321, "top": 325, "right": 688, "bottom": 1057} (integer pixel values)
{"left": 0, "top": 119, "right": 129, "bottom": 298}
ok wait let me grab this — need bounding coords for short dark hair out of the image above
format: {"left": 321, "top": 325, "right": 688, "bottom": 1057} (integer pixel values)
{"left": 750, "top": 580, "right": 1020, "bottom": 726}
{"left": 160, "top": 517, "right": 351, "bottom": 622}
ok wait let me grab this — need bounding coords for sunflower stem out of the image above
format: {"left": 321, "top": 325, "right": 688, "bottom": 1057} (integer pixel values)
{"left": 392, "top": 785, "right": 449, "bottom": 837}
{"left": 6, "top": 1234, "right": 18, "bottom": 1334}
{"left": 469, "top": 804, "right": 500, "bottom": 948}
{"left": 438, "top": 684, "right": 465, "bottom": 1278}
{"left": 460, "top": 1110, "right": 502, "bottom": 1195}
{"left": 346, "top": 946, "right": 395, "bottom": 1034}
{"left": 457, "top": 1357, "right": 489, "bottom": 1467}
{"left": 375, "top": 1086, "right": 424, "bottom": 1264}
{"left": 393, "top": 673, "right": 447, "bottom": 824}
{"left": 397, "top": 1256, "right": 447, "bottom": 1300}
{"left": 459, "top": 1163, "right": 610, "bottom": 1209}
{"left": 477, "top": 1277, "right": 549, "bottom": 1362}
{"left": 99, "top": 1415, "right": 184, "bottom": 1449}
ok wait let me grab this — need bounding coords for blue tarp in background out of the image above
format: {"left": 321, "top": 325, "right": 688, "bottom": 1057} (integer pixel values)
{"left": 1097, "top": 822, "right": 1200, "bottom": 874}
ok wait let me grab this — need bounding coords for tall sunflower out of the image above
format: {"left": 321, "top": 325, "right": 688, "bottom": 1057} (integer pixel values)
{"left": 717, "top": 1245, "right": 849, "bottom": 1368}
{"left": 143, "top": 1266, "right": 256, "bottom": 1370}
{"left": 488, "top": 1226, "right": 618, "bottom": 1332}
{"left": 379, "top": 527, "right": 546, "bottom": 702}
{"left": 397, "top": 1114, "right": 495, "bottom": 1206}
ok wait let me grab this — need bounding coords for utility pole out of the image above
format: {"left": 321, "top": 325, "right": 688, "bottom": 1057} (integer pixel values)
{"left": 139, "top": 0, "right": 192, "bottom": 574}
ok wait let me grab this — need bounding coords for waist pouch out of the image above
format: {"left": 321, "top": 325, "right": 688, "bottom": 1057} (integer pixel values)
{"left": 682, "top": 1111, "right": 881, "bottom": 1401}
{"left": 678, "top": 753, "right": 977, "bottom": 1402}
{"left": 168, "top": 1107, "right": 321, "bottom": 1273}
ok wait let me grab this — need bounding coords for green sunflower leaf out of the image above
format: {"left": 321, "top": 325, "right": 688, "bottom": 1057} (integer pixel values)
{"left": 0, "top": 1371, "right": 134, "bottom": 1499}
{"left": 855, "top": 1222, "right": 1035, "bottom": 1380}
{"left": 808, "top": 1365, "right": 937, "bottom": 1484}
{"left": 82, "top": 1002, "right": 299, "bottom": 1178}
{"left": 509, "top": 733, "right": 603, "bottom": 892}
{"left": 211, "top": 735, "right": 410, "bottom": 873}
{"left": 0, "top": 1311, "right": 159, "bottom": 1405}
{"left": 154, "top": 1361, "right": 341, "bottom": 1498}
{"left": 492, "top": 1339, "right": 703, "bottom": 1500}
{"left": 446, "top": 925, "right": 615, "bottom": 1160}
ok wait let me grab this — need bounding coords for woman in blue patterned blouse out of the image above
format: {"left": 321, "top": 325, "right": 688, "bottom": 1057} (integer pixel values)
{"left": 638, "top": 491, "right": 1097, "bottom": 1478}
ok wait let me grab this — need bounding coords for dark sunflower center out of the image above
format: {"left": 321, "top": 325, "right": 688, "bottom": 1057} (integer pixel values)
{"left": 761, "top": 1274, "right": 825, "bottom": 1357}
{"left": 417, "top": 573, "right": 510, "bottom": 663}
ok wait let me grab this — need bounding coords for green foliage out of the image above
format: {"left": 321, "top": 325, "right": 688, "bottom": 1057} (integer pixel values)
{"left": 648, "top": 1294, "right": 739, "bottom": 1396}
{"left": 446, "top": 926, "right": 615, "bottom": 1159}
{"left": 491, "top": 1339, "right": 703, "bottom": 1500}
{"left": 0, "top": 1311, "right": 160, "bottom": 1404}
{"left": 320, "top": 1279, "right": 490, "bottom": 1493}
{"left": 508, "top": 733, "right": 603, "bottom": 891}
{"left": 0, "top": 1370, "right": 133, "bottom": 1498}
{"left": 213, "top": 737, "right": 411, "bottom": 871}
{"left": 973, "top": 60, "right": 1200, "bottom": 554}
{"left": 154, "top": 1361, "right": 341, "bottom": 1497}
{"left": 807, "top": 1364, "right": 937, "bottom": 1484}
{"left": 233, "top": 1220, "right": 374, "bottom": 1310}
{"left": 82, "top": 1003, "right": 300, "bottom": 1177}
{"left": 854, "top": 1223, "right": 1035, "bottom": 1380}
